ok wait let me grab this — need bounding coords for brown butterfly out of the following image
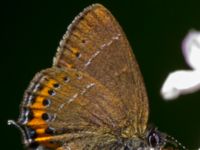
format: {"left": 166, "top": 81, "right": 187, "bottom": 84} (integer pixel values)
{"left": 8, "top": 3, "right": 187, "bottom": 150}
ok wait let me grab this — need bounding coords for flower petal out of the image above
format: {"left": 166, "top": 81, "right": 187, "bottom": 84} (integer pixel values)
{"left": 161, "top": 70, "right": 200, "bottom": 100}
{"left": 182, "top": 30, "right": 200, "bottom": 70}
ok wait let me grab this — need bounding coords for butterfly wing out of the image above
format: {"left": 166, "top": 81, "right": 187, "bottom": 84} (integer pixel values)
{"left": 18, "top": 67, "right": 129, "bottom": 149}
{"left": 14, "top": 3, "right": 149, "bottom": 150}
{"left": 53, "top": 3, "right": 149, "bottom": 137}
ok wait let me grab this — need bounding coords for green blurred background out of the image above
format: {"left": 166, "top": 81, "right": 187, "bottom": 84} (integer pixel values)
{"left": 1, "top": 0, "right": 200, "bottom": 149}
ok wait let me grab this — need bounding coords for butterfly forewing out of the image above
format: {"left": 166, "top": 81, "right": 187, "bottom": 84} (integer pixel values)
{"left": 54, "top": 3, "right": 149, "bottom": 137}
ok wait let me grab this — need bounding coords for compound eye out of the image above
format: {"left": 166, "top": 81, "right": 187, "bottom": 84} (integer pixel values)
{"left": 148, "top": 131, "right": 160, "bottom": 147}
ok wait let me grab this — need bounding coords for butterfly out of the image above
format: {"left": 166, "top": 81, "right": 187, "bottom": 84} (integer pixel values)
{"left": 8, "top": 3, "right": 187, "bottom": 150}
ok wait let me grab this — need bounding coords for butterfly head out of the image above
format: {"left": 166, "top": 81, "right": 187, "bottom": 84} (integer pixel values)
{"left": 143, "top": 127, "right": 187, "bottom": 150}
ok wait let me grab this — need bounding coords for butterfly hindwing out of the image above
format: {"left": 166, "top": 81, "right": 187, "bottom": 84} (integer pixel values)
{"left": 19, "top": 67, "right": 133, "bottom": 149}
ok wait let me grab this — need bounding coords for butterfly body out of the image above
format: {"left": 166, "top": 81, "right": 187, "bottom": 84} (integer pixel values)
{"left": 8, "top": 3, "right": 186, "bottom": 150}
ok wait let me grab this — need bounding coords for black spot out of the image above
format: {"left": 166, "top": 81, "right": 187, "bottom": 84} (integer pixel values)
{"left": 29, "top": 96, "right": 36, "bottom": 105}
{"left": 53, "top": 83, "right": 60, "bottom": 88}
{"left": 42, "top": 99, "right": 51, "bottom": 107}
{"left": 82, "top": 39, "right": 86, "bottom": 43}
{"left": 63, "top": 76, "right": 69, "bottom": 82}
{"left": 36, "top": 84, "right": 43, "bottom": 91}
{"left": 45, "top": 127, "right": 55, "bottom": 135}
{"left": 27, "top": 127, "right": 37, "bottom": 139}
{"left": 26, "top": 109, "right": 34, "bottom": 121}
{"left": 48, "top": 89, "right": 55, "bottom": 96}
{"left": 42, "top": 113, "right": 50, "bottom": 121}
{"left": 75, "top": 52, "right": 81, "bottom": 58}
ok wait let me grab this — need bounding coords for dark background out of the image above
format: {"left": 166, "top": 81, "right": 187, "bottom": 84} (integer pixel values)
{"left": 1, "top": 0, "right": 200, "bottom": 149}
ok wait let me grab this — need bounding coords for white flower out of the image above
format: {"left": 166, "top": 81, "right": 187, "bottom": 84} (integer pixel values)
{"left": 161, "top": 30, "right": 200, "bottom": 100}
